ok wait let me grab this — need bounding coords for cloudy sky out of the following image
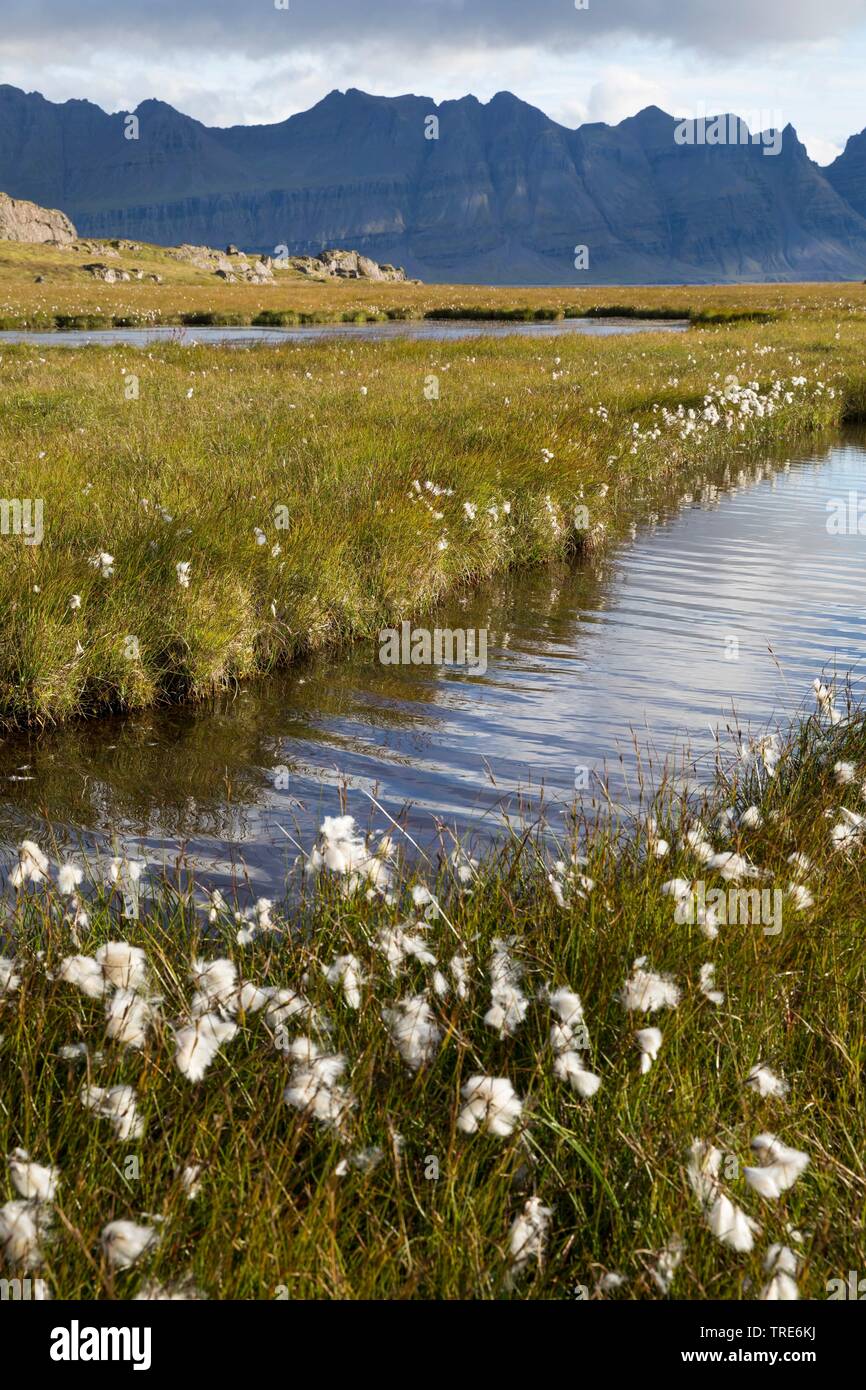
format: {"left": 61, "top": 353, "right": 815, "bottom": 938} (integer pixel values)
{"left": 0, "top": 0, "right": 863, "bottom": 164}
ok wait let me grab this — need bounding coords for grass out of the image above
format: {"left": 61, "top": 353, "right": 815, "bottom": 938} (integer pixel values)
{"left": 1, "top": 278, "right": 863, "bottom": 730}
{"left": 0, "top": 705, "right": 864, "bottom": 1298}
{"left": 2, "top": 236, "right": 866, "bottom": 328}
{"left": 0, "top": 251, "right": 864, "bottom": 1301}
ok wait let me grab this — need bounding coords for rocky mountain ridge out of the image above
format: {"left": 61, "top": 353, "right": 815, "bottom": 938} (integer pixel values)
{"left": 1, "top": 84, "right": 866, "bottom": 283}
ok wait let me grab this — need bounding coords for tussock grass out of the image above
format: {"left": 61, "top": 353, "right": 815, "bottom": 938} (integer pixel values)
{"left": 0, "top": 710, "right": 863, "bottom": 1298}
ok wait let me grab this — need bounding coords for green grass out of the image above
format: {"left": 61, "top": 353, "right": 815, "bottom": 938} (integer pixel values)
{"left": 1, "top": 708, "right": 863, "bottom": 1298}
{"left": 0, "top": 302, "right": 857, "bottom": 730}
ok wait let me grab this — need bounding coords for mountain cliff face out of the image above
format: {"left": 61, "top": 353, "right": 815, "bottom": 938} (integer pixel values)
{"left": 827, "top": 131, "right": 866, "bottom": 222}
{"left": 1, "top": 83, "right": 865, "bottom": 284}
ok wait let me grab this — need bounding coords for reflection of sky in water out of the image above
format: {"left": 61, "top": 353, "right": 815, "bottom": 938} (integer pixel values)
{"left": 2, "top": 434, "right": 865, "bottom": 894}
{"left": 0, "top": 319, "right": 688, "bottom": 348}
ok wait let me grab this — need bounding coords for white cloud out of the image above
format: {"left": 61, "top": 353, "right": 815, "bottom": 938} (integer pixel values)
{"left": 802, "top": 134, "right": 844, "bottom": 166}
{"left": 586, "top": 68, "right": 671, "bottom": 126}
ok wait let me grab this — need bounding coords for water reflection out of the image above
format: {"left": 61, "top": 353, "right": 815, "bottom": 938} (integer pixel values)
{"left": 0, "top": 318, "right": 688, "bottom": 349}
{"left": 2, "top": 431, "right": 864, "bottom": 893}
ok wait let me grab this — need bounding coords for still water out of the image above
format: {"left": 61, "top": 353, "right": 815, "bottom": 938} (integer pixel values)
{"left": 2, "top": 433, "right": 864, "bottom": 893}
{"left": 0, "top": 317, "right": 688, "bottom": 348}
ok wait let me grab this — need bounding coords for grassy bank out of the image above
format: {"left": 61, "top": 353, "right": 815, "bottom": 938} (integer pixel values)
{"left": 0, "top": 703, "right": 863, "bottom": 1298}
{"left": 1, "top": 290, "right": 863, "bottom": 730}
{"left": 2, "top": 236, "right": 866, "bottom": 327}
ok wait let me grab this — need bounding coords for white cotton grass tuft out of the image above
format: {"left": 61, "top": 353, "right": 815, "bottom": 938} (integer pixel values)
{"left": 450, "top": 953, "right": 471, "bottom": 1000}
{"left": 787, "top": 851, "right": 813, "bottom": 879}
{"left": 101, "top": 1219, "right": 158, "bottom": 1271}
{"left": 684, "top": 827, "right": 716, "bottom": 863}
{"left": 484, "top": 939, "right": 528, "bottom": 1038}
{"left": 57, "top": 862, "right": 84, "bottom": 896}
{"left": 0, "top": 957, "right": 21, "bottom": 996}
{"left": 705, "top": 1193, "right": 760, "bottom": 1252}
{"left": 180, "top": 1164, "right": 202, "bottom": 1200}
{"left": 89, "top": 551, "right": 115, "bottom": 578}
{"left": 375, "top": 922, "right": 436, "bottom": 977}
{"left": 547, "top": 852, "right": 595, "bottom": 908}
{"left": 738, "top": 805, "right": 764, "bottom": 829}
{"left": 81, "top": 1084, "right": 145, "bottom": 1141}
{"left": 787, "top": 882, "right": 815, "bottom": 912}
{"left": 95, "top": 942, "right": 149, "bottom": 993}
{"left": 105, "top": 989, "right": 159, "bottom": 1049}
{"left": 687, "top": 1139, "right": 760, "bottom": 1253}
{"left": 107, "top": 856, "right": 145, "bottom": 888}
{"left": 644, "top": 817, "right": 670, "bottom": 858}
{"left": 305, "top": 814, "right": 394, "bottom": 896}
{"left": 619, "top": 958, "right": 681, "bottom": 1013}
{"left": 545, "top": 986, "right": 601, "bottom": 1097}
{"left": 383, "top": 995, "right": 443, "bottom": 1070}
{"left": 188, "top": 957, "right": 237, "bottom": 1015}
{"left": 661, "top": 877, "right": 692, "bottom": 900}
{"left": 746, "top": 1063, "right": 790, "bottom": 1100}
{"left": 176, "top": 561, "right": 191, "bottom": 588}
{"left": 232, "top": 895, "right": 278, "bottom": 945}
{"left": 698, "top": 963, "right": 725, "bottom": 1006}
{"left": 635, "top": 1027, "right": 663, "bottom": 1075}
{"left": 813, "top": 677, "right": 842, "bottom": 725}
{"left": 650, "top": 1234, "right": 685, "bottom": 1295}
{"left": 705, "top": 851, "right": 762, "bottom": 882}
{"left": 760, "top": 1244, "right": 801, "bottom": 1301}
{"left": 830, "top": 806, "right": 865, "bottom": 852}
{"left": 283, "top": 1038, "right": 355, "bottom": 1130}
{"left": 457, "top": 1075, "right": 523, "bottom": 1137}
{"left": 7, "top": 1149, "right": 59, "bottom": 1203}
{"left": 744, "top": 1134, "right": 810, "bottom": 1199}
{"left": 834, "top": 761, "right": 856, "bottom": 785}
{"left": 432, "top": 969, "right": 450, "bottom": 997}
{"left": 262, "top": 986, "right": 318, "bottom": 1029}
{"left": 450, "top": 845, "right": 479, "bottom": 887}
{"left": 10, "top": 839, "right": 50, "bottom": 888}
{"left": 411, "top": 882, "right": 439, "bottom": 918}
{"left": 323, "top": 954, "right": 365, "bottom": 1010}
{"left": 506, "top": 1197, "right": 552, "bottom": 1284}
{"left": 0, "top": 1199, "right": 52, "bottom": 1269}
{"left": 58, "top": 954, "right": 107, "bottom": 998}
{"left": 173, "top": 1013, "right": 238, "bottom": 1082}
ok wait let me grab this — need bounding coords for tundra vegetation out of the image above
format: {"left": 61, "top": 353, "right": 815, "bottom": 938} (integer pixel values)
{"left": 0, "top": 259, "right": 864, "bottom": 1299}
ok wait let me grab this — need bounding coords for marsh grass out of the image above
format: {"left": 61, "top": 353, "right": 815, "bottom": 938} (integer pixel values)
{"left": 0, "top": 708, "right": 863, "bottom": 1299}
{"left": 0, "top": 298, "right": 855, "bottom": 730}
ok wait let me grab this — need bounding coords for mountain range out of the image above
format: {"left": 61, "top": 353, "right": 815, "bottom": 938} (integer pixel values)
{"left": 2, "top": 83, "right": 866, "bottom": 284}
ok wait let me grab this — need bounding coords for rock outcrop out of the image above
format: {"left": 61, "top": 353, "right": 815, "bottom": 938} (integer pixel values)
{"left": 170, "top": 241, "right": 405, "bottom": 283}
{"left": 0, "top": 189, "right": 76, "bottom": 244}
{"left": 171, "top": 243, "right": 274, "bottom": 282}
{"left": 279, "top": 249, "right": 407, "bottom": 281}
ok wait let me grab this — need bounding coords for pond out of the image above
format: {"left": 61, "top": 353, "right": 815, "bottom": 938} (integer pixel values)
{"left": 2, "top": 431, "right": 864, "bottom": 895}
{"left": 0, "top": 316, "right": 689, "bottom": 348}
